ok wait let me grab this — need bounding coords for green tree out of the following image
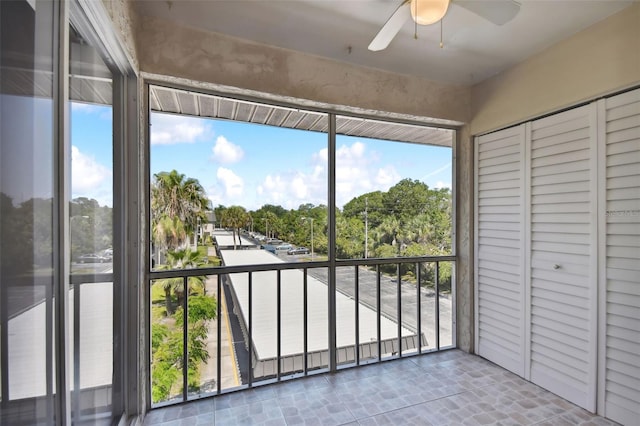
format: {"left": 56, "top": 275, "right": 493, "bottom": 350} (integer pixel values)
{"left": 220, "top": 206, "right": 250, "bottom": 249}
{"left": 342, "top": 191, "right": 386, "bottom": 229}
{"left": 151, "top": 295, "right": 216, "bottom": 403}
{"left": 151, "top": 170, "right": 209, "bottom": 251}
{"left": 155, "top": 248, "right": 207, "bottom": 314}
{"left": 336, "top": 213, "right": 365, "bottom": 259}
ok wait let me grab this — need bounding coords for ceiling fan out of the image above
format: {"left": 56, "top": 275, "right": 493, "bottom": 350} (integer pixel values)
{"left": 368, "top": 0, "right": 521, "bottom": 51}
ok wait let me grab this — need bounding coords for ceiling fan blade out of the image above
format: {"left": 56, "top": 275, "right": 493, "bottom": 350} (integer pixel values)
{"left": 455, "top": 0, "right": 521, "bottom": 25}
{"left": 368, "top": 1, "right": 411, "bottom": 52}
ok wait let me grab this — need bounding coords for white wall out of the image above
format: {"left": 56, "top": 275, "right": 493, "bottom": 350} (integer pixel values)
{"left": 470, "top": 3, "right": 640, "bottom": 135}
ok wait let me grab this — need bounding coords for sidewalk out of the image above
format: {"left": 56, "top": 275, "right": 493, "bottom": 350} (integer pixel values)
{"left": 198, "top": 275, "right": 240, "bottom": 394}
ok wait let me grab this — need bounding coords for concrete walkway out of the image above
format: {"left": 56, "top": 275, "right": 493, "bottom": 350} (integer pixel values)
{"left": 197, "top": 276, "right": 240, "bottom": 395}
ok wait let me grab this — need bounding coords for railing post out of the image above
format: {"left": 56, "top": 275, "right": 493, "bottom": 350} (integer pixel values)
{"left": 435, "top": 261, "right": 440, "bottom": 351}
{"left": 376, "top": 264, "right": 381, "bottom": 361}
{"left": 354, "top": 265, "right": 360, "bottom": 366}
{"left": 417, "top": 262, "right": 422, "bottom": 354}
{"left": 277, "top": 270, "right": 282, "bottom": 380}
{"left": 397, "top": 264, "right": 402, "bottom": 357}
{"left": 303, "top": 268, "right": 308, "bottom": 375}
{"left": 216, "top": 275, "right": 222, "bottom": 395}
{"left": 248, "top": 272, "right": 253, "bottom": 387}
{"left": 73, "top": 282, "right": 81, "bottom": 419}
{"left": 182, "top": 276, "right": 188, "bottom": 401}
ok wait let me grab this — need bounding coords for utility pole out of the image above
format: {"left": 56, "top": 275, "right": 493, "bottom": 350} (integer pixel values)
{"left": 364, "top": 197, "right": 368, "bottom": 258}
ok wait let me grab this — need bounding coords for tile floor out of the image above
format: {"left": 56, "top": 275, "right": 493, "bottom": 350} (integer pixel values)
{"left": 143, "top": 350, "right": 619, "bottom": 425}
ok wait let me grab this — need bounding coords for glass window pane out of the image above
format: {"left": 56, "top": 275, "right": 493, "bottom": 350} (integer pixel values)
{"left": 334, "top": 120, "right": 454, "bottom": 260}
{"left": 1, "top": 0, "right": 56, "bottom": 423}
{"left": 69, "top": 23, "right": 114, "bottom": 423}
{"left": 149, "top": 101, "right": 329, "bottom": 403}
{"left": 150, "top": 111, "right": 328, "bottom": 268}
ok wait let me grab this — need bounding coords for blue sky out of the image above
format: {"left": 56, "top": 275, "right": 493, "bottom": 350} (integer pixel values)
{"left": 71, "top": 105, "right": 453, "bottom": 209}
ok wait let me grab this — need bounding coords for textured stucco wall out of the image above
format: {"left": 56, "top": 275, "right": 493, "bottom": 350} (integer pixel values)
{"left": 471, "top": 3, "right": 640, "bottom": 135}
{"left": 136, "top": 15, "right": 470, "bottom": 124}
{"left": 455, "top": 126, "right": 474, "bottom": 353}
{"left": 101, "top": 0, "right": 139, "bottom": 71}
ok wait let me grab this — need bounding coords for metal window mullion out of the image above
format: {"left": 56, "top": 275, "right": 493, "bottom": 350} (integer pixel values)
{"left": 248, "top": 272, "right": 253, "bottom": 387}
{"left": 216, "top": 275, "right": 222, "bottom": 394}
{"left": 416, "top": 263, "right": 422, "bottom": 354}
{"left": 182, "top": 276, "right": 188, "bottom": 401}
{"left": 277, "top": 270, "right": 282, "bottom": 380}
{"left": 328, "top": 114, "right": 337, "bottom": 372}
{"left": 435, "top": 262, "right": 440, "bottom": 351}
{"left": 376, "top": 265, "right": 381, "bottom": 361}
{"left": 397, "top": 264, "right": 402, "bottom": 358}
{"left": 45, "top": 276, "right": 54, "bottom": 420}
{"left": 73, "top": 283, "right": 81, "bottom": 420}
{"left": 54, "top": 0, "right": 71, "bottom": 422}
{"left": 354, "top": 266, "right": 359, "bottom": 366}
{"left": 303, "top": 268, "right": 308, "bottom": 375}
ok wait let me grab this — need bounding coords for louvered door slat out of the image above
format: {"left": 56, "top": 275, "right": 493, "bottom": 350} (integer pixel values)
{"left": 475, "top": 125, "right": 526, "bottom": 376}
{"left": 601, "top": 88, "right": 640, "bottom": 426}
{"left": 529, "top": 104, "right": 597, "bottom": 411}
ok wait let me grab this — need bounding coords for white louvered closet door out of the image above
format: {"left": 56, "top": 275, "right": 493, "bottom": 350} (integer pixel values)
{"left": 599, "top": 89, "right": 640, "bottom": 425}
{"left": 529, "top": 104, "right": 598, "bottom": 411}
{"left": 475, "top": 125, "right": 526, "bottom": 377}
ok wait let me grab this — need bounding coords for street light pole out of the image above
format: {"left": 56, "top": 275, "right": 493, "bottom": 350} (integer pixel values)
{"left": 302, "top": 216, "right": 314, "bottom": 258}
{"left": 310, "top": 218, "right": 314, "bottom": 258}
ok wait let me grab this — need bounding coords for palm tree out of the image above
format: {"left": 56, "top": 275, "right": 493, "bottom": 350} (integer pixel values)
{"left": 151, "top": 170, "right": 209, "bottom": 249}
{"left": 153, "top": 215, "right": 187, "bottom": 255}
{"left": 220, "top": 206, "right": 249, "bottom": 249}
{"left": 156, "top": 248, "right": 207, "bottom": 314}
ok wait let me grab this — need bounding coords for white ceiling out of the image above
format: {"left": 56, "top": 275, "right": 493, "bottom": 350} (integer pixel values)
{"left": 134, "top": 0, "right": 634, "bottom": 86}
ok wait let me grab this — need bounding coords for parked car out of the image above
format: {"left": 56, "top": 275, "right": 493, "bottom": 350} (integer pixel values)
{"left": 77, "top": 253, "right": 108, "bottom": 263}
{"left": 275, "top": 244, "right": 293, "bottom": 252}
{"left": 287, "top": 247, "right": 310, "bottom": 255}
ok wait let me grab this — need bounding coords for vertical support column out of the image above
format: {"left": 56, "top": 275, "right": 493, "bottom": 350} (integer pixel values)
{"left": 328, "top": 114, "right": 337, "bottom": 372}
{"left": 54, "top": 0, "right": 70, "bottom": 423}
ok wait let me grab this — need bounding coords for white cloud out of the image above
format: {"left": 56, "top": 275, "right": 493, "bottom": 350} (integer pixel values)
{"left": 212, "top": 135, "right": 244, "bottom": 164}
{"left": 331, "top": 141, "right": 400, "bottom": 207}
{"left": 71, "top": 102, "right": 98, "bottom": 113}
{"left": 375, "top": 165, "right": 401, "bottom": 186}
{"left": 250, "top": 141, "right": 405, "bottom": 209}
{"left": 151, "top": 113, "right": 212, "bottom": 145}
{"left": 216, "top": 167, "right": 244, "bottom": 198}
{"left": 435, "top": 180, "right": 452, "bottom": 190}
{"left": 256, "top": 170, "right": 324, "bottom": 210}
{"left": 71, "top": 146, "right": 112, "bottom": 205}
{"left": 71, "top": 102, "right": 111, "bottom": 120}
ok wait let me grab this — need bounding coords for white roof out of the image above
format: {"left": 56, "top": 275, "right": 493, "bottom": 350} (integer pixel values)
{"left": 214, "top": 230, "right": 257, "bottom": 248}
{"left": 220, "top": 249, "right": 413, "bottom": 361}
{"left": 8, "top": 282, "right": 112, "bottom": 398}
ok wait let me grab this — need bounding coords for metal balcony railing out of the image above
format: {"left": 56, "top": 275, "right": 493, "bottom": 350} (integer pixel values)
{"left": 149, "top": 256, "right": 455, "bottom": 406}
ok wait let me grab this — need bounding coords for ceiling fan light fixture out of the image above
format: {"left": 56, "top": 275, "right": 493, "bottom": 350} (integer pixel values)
{"left": 410, "top": 0, "right": 451, "bottom": 25}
